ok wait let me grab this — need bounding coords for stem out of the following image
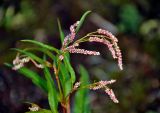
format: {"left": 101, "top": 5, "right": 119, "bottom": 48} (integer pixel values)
{"left": 63, "top": 107, "right": 66, "bottom": 113}
{"left": 56, "top": 75, "right": 63, "bottom": 97}
{"left": 61, "top": 102, "right": 67, "bottom": 113}
{"left": 54, "top": 59, "right": 63, "bottom": 99}
{"left": 54, "top": 58, "right": 71, "bottom": 113}
{"left": 73, "top": 31, "right": 97, "bottom": 44}
{"left": 66, "top": 96, "right": 71, "bottom": 113}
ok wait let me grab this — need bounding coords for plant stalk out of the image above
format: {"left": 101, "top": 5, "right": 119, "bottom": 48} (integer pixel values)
{"left": 66, "top": 96, "right": 71, "bottom": 113}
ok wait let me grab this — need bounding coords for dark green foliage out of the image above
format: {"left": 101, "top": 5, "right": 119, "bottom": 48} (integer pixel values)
{"left": 7, "top": 11, "right": 95, "bottom": 113}
{"left": 74, "top": 65, "right": 90, "bottom": 113}
{"left": 59, "top": 62, "right": 72, "bottom": 97}
{"left": 63, "top": 55, "right": 76, "bottom": 85}
{"left": 21, "top": 40, "right": 59, "bottom": 53}
{"left": 44, "top": 66, "right": 58, "bottom": 113}
{"left": 118, "top": 4, "right": 142, "bottom": 34}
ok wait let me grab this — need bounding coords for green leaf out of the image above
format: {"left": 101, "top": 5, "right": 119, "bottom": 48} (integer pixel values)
{"left": 57, "top": 19, "right": 65, "bottom": 44}
{"left": 5, "top": 63, "right": 48, "bottom": 92}
{"left": 74, "top": 65, "right": 91, "bottom": 113}
{"left": 44, "top": 65, "right": 58, "bottom": 113}
{"left": 21, "top": 40, "right": 59, "bottom": 53}
{"left": 59, "top": 63, "right": 72, "bottom": 97}
{"left": 63, "top": 54, "right": 76, "bottom": 85}
{"left": 25, "top": 109, "right": 52, "bottom": 113}
{"left": 75, "top": 11, "right": 91, "bottom": 33}
{"left": 24, "top": 48, "right": 55, "bottom": 61}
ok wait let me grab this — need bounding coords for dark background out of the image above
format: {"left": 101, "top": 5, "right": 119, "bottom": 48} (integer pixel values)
{"left": 0, "top": 0, "right": 160, "bottom": 113}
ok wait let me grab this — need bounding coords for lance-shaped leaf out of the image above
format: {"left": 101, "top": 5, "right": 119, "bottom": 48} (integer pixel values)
{"left": 21, "top": 40, "right": 59, "bottom": 53}
{"left": 74, "top": 65, "right": 91, "bottom": 113}
{"left": 63, "top": 54, "right": 76, "bottom": 85}
{"left": 59, "top": 63, "right": 72, "bottom": 97}
{"left": 57, "top": 19, "right": 65, "bottom": 44}
{"left": 5, "top": 63, "right": 47, "bottom": 92}
{"left": 44, "top": 65, "right": 58, "bottom": 113}
{"left": 24, "top": 48, "right": 55, "bottom": 61}
{"left": 76, "top": 11, "right": 91, "bottom": 33}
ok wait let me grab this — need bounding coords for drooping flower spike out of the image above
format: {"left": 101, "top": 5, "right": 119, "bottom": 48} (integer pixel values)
{"left": 89, "top": 79, "right": 119, "bottom": 103}
{"left": 97, "top": 29, "right": 123, "bottom": 70}
{"left": 89, "top": 80, "right": 116, "bottom": 90}
{"left": 61, "top": 25, "right": 123, "bottom": 70}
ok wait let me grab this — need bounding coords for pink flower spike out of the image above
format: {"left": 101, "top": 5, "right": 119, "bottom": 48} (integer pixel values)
{"left": 105, "top": 88, "right": 119, "bottom": 103}
{"left": 116, "top": 48, "right": 123, "bottom": 70}
{"left": 95, "top": 29, "right": 123, "bottom": 70}
{"left": 90, "top": 79, "right": 116, "bottom": 90}
{"left": 68, "top": 48, "right": 100, "bottom": 56}
{"left": 97, "top": 29, "right": 118, "bottom": 42}
{"left": 91, "top": 85, "right": 102, "bottom": 90}
{"left": 62, "top": 21, "right": 79, "bottom": 47}
{"left": 63, "top": 34, "right": 71, "bottom": 47}
{"left": 89, "top": 37, "right": 117, "bottom": 59}
{"left": 99, "top": 79, "right": 116, "bottom": 85}
{"left": 70, "top": 21, "right": 79, "bottom": 41}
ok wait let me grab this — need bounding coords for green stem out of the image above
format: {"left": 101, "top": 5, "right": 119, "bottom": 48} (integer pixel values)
{"left": 55, "top": 58, "right": 71, "bottom": 113}
{"left": 73, "top": 31, "right": 97, "bottom": 44}
{"left": 55, "top": 59, "right": 63, "bottom": 99}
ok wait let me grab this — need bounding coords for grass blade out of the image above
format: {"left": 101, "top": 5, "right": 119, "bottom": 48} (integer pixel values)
{"left": 44, "top": 64, "right": 58, "bottom": 113}
{"left": 21, "top": 40, "right": 59, "bottom": 53}
{"left": 63, "top": 54, "right": 76, "bottom": 85}
{"left": 24, "top": 48, "right": 55, "bottom": 61}
{"left": 76, "top": 11, "right": 91, "bottom": 33}
{"left": 59, "top": 63, "right": 72, "bottom": 97}
{"left": 57, "top": 19, "right": 65, "bottom": 44}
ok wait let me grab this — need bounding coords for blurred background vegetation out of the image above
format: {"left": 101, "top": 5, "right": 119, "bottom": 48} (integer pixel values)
{"left": 0, "top": 0, "right": 160, "bottom": 113}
